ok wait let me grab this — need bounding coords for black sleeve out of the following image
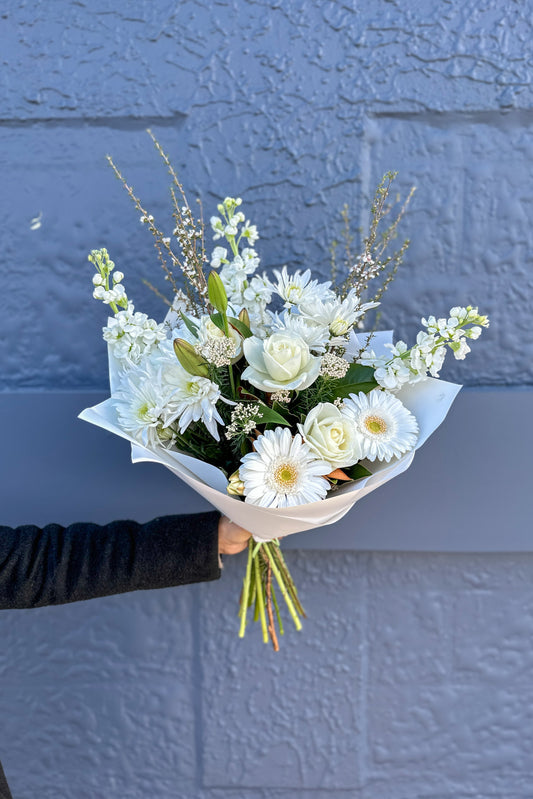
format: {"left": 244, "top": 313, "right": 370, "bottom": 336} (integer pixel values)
{"left": 0, "top": 512, "right": 221, "bottom": 610}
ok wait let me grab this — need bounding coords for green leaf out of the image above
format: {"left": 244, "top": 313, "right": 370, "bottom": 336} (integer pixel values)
{"left": 209, "top": 312, "right": 226, "bottom": 333}
{"left": 256, "top": 404, "right": 291, "bottom": 426}
{"left": 344, "top": 463, "right": 372, "bottom": 480}
{"left": 179, "top": 311, "right": 199, "bottom": 339}
{"left": 239, "top": 400, "right": 291, "bottom": 427}
{"left": 335, "top": 363, "right": 378, "bottom": 398}
{"left": 227, "top": 316, "right": 253, "bottom": 338}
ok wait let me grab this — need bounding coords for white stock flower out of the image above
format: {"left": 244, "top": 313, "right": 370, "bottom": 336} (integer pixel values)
{"left": 241, "top": 248, "right": 260, "bottom": 273}
{"left": 210, "top": 247, "right": 228, "bottom": 268}
{"left": 269, "top": 266, "right": 334, "bottom": 308}
{"left": 342, "top": 390, "right": 419, "bottom": 462}
{"left": 298, "top": 402, "right": 362, "bottom": 470}
{"left": 239, "top": 428, "right": 330, "bottom": 508}
{"left": 103, "top": 305, "right": 167, "bottom": 364}
{"left": 210, "top": 216, "right": 225, "bottom": 240}
{"left": 242, "top": 331, "right": 321, "bottom": 391}
{"left": 242, "top": 221, "right": 259, "bottom": 245}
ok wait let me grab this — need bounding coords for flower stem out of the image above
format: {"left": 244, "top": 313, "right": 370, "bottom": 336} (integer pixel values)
{"left": 254, "top": 554, "right": 269, "bottom": 644}
{"left": 262, "top": 543, "right": 302, "bottom": 631}
{"left": 265, "top": 557, "right": 280, "bottom": 652}
{"left": 271, "top": 583, "right": 284, "bottom": 636}
{"left": 271, "top": 543, "right": 306, "bottom": 617}
{"left": 238, "top": 539, "right": 254, "bottom": 637}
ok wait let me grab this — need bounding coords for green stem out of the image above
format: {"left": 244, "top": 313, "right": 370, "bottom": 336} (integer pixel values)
{"left": 262, "top": 543, "right": 302, "bottom": 631}
{"left": 271, "top": 583, "right": 284, "bottom": 636}
{"left": 238, "top": 539, "right": 254, "bottom": 637}
{"left": 271, "top": 544, "right": 306, "bottom": 617}
{"left": 254, "top": 554, "right": 268, "bottom": 643}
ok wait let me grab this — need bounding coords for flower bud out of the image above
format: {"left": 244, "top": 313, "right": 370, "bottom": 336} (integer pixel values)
{"left": 238, "top": 307, "right": 250, "bottom": 328}
{"left": 226, "top": 469, "right": 245, "bottom": 496}
{"left": 173, "top": 338, "right": 209, "bottom": 377}
{"left": 208, "top": 270, "right": 228, "bottom": 313}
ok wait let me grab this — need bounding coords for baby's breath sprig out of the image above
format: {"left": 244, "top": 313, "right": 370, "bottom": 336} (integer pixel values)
{"left": 270, "top": 389, "right": 291, "bottom": 405}
{"left": 225, "top": 403, "right": 262, "bottom": 442}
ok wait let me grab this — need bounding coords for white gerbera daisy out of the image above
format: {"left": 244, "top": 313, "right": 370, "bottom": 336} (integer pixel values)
{"left": 341, "top": 390, "right": 419, "bottom": 462}
{"left": 239, "top": 427, "right": 331, "bottom": 508}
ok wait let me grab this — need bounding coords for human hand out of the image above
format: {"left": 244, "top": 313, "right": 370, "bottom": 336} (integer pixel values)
{"left": 218, "top": 515, "right": 252, "bottom": 555}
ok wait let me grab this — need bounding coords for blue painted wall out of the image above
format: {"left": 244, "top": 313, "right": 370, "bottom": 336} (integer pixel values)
{"left": 1, "top": 2, "right": 533, "bottom": 797}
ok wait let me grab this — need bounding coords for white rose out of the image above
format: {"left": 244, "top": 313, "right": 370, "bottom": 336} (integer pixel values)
{"left": 298, "top": 402, "right": 362, "bottom": 470}
{"left": 242, "top": 331, "right": 321, "bottom": 391}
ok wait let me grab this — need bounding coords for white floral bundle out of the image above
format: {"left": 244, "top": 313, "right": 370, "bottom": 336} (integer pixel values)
{"left": 81, "top": 136, "right": 488, "bottom": 650}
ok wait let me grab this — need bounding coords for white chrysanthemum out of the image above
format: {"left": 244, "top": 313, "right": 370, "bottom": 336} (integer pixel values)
{"left": 300, "top": 291, "right": 379, "bottom": 337}
{"left": 113, "top": 372, "right": 164, "bottom": 448}
{"left": 269, "top": 266, "right": 334, "bottom": 308}
{"left": 164, "top": 369, "right": 225, "bottom": 441}
{"left": 239, "top": 428, "right": 331, "bottom": 508}
{"left": 270, "top": 311, "right": 330, "bottom": 353}
{"left": 147, "top": 347, "right": 226, "bottom": 441}
{"left": 341, "top": 390, "right": 419, "bottom": 462}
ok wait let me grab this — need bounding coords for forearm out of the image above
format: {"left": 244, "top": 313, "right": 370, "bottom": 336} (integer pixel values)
{"left": 0, "top": 511, "right": 221, "bottom": 610}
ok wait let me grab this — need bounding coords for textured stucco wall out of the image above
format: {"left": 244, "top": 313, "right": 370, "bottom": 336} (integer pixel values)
{"left": 1, "top": 2, "right": 532, "bottom": 797}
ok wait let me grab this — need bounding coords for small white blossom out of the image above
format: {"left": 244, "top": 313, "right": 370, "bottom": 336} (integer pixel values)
{"left": 196, "top": 336, "right": 237, "bottom": 367}
{"left": 225, "top": 403, "right": 261, "bottom": 440}
{"left": 270, "top": 389, "right": 291, "bottom": 404}
{"left": 320, "top": 352, "right": 350, "bottom": 379}
{"left": 242, "top": 221, "right": 259, "bottom": 245}
{"left": 210, "top": 216, "right": 225, "bottom": 240}
{"left": 210, "top": 246, "right": 228, "bottom": 268}
{"left": 103, "top": 304, "right": 167, "bottom": 365}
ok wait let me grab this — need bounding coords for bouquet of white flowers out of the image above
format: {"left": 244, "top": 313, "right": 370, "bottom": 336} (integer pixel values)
{"left": 80, "top": 133, "right": 488, "bottom": 650}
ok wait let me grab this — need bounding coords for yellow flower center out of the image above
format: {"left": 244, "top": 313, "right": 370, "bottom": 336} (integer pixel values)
{"left": 274, "top": 462, "right": 299, "bottom": 489}
{"left": 364, "top": 414, "right": 387, "bottom": 435}
{"left": 138, "top": 402, "right": 150, "bottom": 419}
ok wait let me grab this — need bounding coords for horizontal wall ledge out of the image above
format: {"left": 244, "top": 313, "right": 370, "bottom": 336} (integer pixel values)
{"left": 0, "top": 388, "right": 529, "bottom": 552}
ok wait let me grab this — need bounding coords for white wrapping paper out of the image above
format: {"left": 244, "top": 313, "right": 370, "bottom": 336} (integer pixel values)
{"left": 79, "top": 331, "right": 461, "bottom": 542}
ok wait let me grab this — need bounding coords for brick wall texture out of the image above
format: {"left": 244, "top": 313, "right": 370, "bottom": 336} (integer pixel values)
{"left": 1, "top": 2, "right": 531, "bottom": 797}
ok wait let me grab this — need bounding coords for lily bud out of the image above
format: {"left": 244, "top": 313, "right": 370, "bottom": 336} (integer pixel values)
{"left": 208, "top": 270, "right": 228, "bottom": 314}
{"left": 227, "top": 469, "right": 245, "bottom": 496}
{"left": 173, "top": 338, "right": 209, "bottom": 377}
{"left": 238, "top": 307, "right": 250, "bottom": 328}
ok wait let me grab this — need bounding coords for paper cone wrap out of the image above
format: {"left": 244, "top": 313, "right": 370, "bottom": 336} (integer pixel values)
{"left": 79, "top": 331, "right": 461, "bottom": 542}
